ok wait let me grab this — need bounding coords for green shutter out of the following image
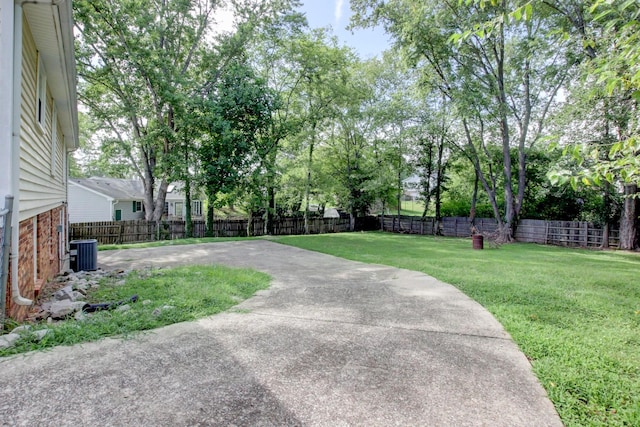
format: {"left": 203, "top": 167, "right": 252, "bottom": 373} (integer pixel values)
{"left": 133, "top": 201, "right": 136, "bottom": 212}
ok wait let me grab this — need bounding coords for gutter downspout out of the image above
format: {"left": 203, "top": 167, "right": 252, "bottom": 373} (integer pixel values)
{"left": 1, "top": 196, "right": 14, "bottom": 326}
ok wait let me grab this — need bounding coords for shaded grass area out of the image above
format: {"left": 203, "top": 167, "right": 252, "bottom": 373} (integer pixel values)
{"left": 276, "top": 232, "right": 640, "bottom": 427}
{"left": 99, "top": 236, "right": 257, "bottom": 251}
{"left": 1, "top": 265, "right": 269, "bottom": 357}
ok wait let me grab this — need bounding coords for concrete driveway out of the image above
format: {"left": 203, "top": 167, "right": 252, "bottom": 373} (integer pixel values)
{"left": 0, "top": 240, "right": 562, "bottom": 426}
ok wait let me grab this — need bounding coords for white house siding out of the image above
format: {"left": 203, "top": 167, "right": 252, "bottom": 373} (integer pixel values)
{"left": 114, "top": 201, "right": 145, "bottom": 221}
{"left": 0, "top": 3, "right": 14, "bottom": 199}
{"left": 68, "top": 183, "right": 112, "bottom": 223}
{"left": 18, "top": 17, "right": 66, "bottom": 222}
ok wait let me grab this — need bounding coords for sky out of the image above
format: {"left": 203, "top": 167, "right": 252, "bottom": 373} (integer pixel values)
{"left": 296, "top": 0, "right": 391, "bottom": 58}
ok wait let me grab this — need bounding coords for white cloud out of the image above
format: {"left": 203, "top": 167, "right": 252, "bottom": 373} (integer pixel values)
{"left": 334, "top": 0, "right": 345, "bottom": 23}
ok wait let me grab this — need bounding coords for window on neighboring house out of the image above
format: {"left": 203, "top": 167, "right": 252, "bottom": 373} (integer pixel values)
{"left": 132, "top": 201, "right": 142, "bottom": 212}
{"left": 50, "top": 105, "right": 57, "bottom": 177}
{"left": 175, "top": 202, "right": 183, "bottom": 218}
{"left": 164, "top": 202, "right": 169, "bottom": 216}
{"left": 36, "top": 53, "right": 47, "bottom": 131}
{"left": 191, "top": 200, "right": 202, "bottom": 217}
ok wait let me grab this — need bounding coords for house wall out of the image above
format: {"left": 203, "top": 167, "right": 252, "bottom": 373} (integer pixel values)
{"left": 4, "top": 17, "right": 69, "bottom": 321}
{"left": 165, "top": 199, "right": 204, "bottom": 219}
{"left": 8, "top": 205, "right": 64, "bottom": 321}
{"left": 18, "top": 16, "right": 67, "bottom": 222}
{"left": 114, "top": 201, "right": 145, "bottom": 221}
{"left": 68, "top": 184, "right": 112, "bottom": 223}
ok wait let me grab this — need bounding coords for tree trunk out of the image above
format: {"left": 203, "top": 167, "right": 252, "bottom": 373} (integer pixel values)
{"left": 470, "top": 170, "right": 479, "bottom": 235}
{"left": 420, "top": 137, "right": 434, "bottom": 218}
{"left": 434, "top": 133, "right": 445, "bottom": 222}
{"left": 496, "top": 19, "right": 515, "bottom": 243}
{"left": 397, "top": 162, "right": 402, "bottom": 232}
{"left": 184, "top": 181, "right": 192, "bottom": 239}
{"left": 601, "top": 223, "right": 610, "bottom": 249}
{"left": 152, "top": 179, "right": 169, "bottom": 222}
{"left": 303, "top": 122, "right": 317, "bottom": 235}
{"left": 266, "top": 184, "right": 275, "bottom": 235}
{"left": 206, "top": 194, "right": 215, "bottom": 237}
{"left": 619, "top": 183, "right": 638, "bottom": 250}
{"left": 601, "top": 182, "right": 612, "bottom": 249}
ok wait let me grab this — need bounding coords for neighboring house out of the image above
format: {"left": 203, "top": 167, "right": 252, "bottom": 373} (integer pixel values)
{"left": 68, "top": 178, "right": 203, "bottom": 223}
{"left": 68, "top": 178, "right": 146, "bottom": 222}
{"left": 164, "top": 183, "right": 204, "bottom": 220}
{"left": 402, "top": 175, "right": 421, "bottom": 200}
{"left": 0, "top": 2, "right": 79, "bottom": 320}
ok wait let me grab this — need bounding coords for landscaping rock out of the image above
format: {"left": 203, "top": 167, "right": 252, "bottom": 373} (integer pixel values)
{"left": 53, "top": 285, "right": 75, "bottom": 301}
{"left": 116, "top": 304, "right": 131, "bottom": 312}
{"left": 74, "top": 311, "right": 90, "bottom": 322}
{"left": 11, "top": 325, "right": 32, "bottom": 334}
{"left": 49, "top": 300, "right": 78, "bottom": 319}
{"left": 18, "top": 268, "right": 138, "bottom": 325}
{"left": 32, "top": 329, "right": 51, "bottom": 342}
{"left": 0, "top": 333, "right": 21, "bottom": 349}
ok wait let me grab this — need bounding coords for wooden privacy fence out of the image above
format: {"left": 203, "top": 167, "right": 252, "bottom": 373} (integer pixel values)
{"left": 72, "top": 216, "right": 621, "bottom": 248}
{"left": 70, "top": 216, "right": 377, "bottom": 245}
{"left": 381, "top": 215, "right": 620, "bottom": 248}
{"left": 382, "top": 216, "right": 497, "bottom": 237}
{"left": 515, "top": 219, "right": 619, "bottom": 248}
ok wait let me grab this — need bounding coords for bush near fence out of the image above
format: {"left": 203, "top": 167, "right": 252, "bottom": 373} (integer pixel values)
{"left": 381, "top": 215, "right": 620, "bottom": 248}
{"left": 70, "top": 216, "right": 379, "bottom": 245}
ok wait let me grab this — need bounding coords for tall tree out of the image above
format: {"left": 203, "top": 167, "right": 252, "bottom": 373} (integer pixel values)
{"left": 196, "top": 61, "right": 277, "bottom": 236}
{"left": 351, "top": 0, "right": 569, "bottom": 241}
{"left": 243, "top": 10, "right": 307, "bottom": 234}
{"left": 290, "top": 30, "right": 354, "bottom": 233}
{"left": 75, "top": 0, "right": 296, "bottom": 221}
{"left": 545, "top": 0, "right": 640, "bottom": 249}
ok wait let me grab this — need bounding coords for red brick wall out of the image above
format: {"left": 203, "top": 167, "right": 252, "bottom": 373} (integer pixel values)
{"left": 6, "top": 206, "right": 65, "bottom": 321}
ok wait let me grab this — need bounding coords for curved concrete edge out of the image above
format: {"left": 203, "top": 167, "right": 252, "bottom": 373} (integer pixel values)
{"left": 0, "top": 240, "right": 563, "bottom": 426}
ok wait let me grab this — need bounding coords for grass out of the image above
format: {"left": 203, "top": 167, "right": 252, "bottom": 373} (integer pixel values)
{"left": 0, "top": 265, "right": 269, "bottom": 357}
{"left": 98, "top": 236, "right": 257, "bottom": 251}
{"left": 275, "top": 232, "right": 640, "bottom": 427}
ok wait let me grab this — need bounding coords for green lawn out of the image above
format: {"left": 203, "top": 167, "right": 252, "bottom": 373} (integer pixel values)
{"left": 276, "top": 232, "right": 640, "bottom": 427}
{"left": 98, "top": 236, "right": 257, "bottom": 251}
{"left": 1, "top": 265, "right": 269, "bottom": 357}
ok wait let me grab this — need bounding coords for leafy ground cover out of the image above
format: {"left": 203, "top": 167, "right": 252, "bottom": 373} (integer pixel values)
{"left": 1, "top": 265, "right": 269, "bottom": 357}
{"left": 276, "top": 232, "right": 640, "bottom": 427}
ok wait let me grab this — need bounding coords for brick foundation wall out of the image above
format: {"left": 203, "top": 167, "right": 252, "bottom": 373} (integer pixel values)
{"left": 6, "top": 206, "right": 65, "bottom": 321}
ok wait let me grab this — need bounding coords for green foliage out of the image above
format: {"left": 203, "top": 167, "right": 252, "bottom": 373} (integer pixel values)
{"left": 0, "top": 265, "right": 270, "bottom": 357}
{"left": 195, "top": 60, "right": 278, "bottom": 219}
{"left": 350, "top": 0, "right": 572, "bottom": 240}
{"left": 278, "top": 233, "right": 640, "bottom": 426}
{"left": 440, "top": 199, "right": 495, "bottom": 218}
{"left": 546, "top": 0, "right": 640, "bottom": 196}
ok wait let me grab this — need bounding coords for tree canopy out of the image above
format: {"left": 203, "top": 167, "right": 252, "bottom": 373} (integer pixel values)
{"left": 73, "top": 0, "right": 640, "bottom": 249}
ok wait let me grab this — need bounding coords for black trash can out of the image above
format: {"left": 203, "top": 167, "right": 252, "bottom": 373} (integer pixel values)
{"left": 70, "top": 239, "right": 98, "bottom": 271}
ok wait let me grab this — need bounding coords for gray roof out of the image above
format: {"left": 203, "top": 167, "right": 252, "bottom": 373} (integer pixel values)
{"left": 70, "top": 178, "right": 186, "bottom": 201}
